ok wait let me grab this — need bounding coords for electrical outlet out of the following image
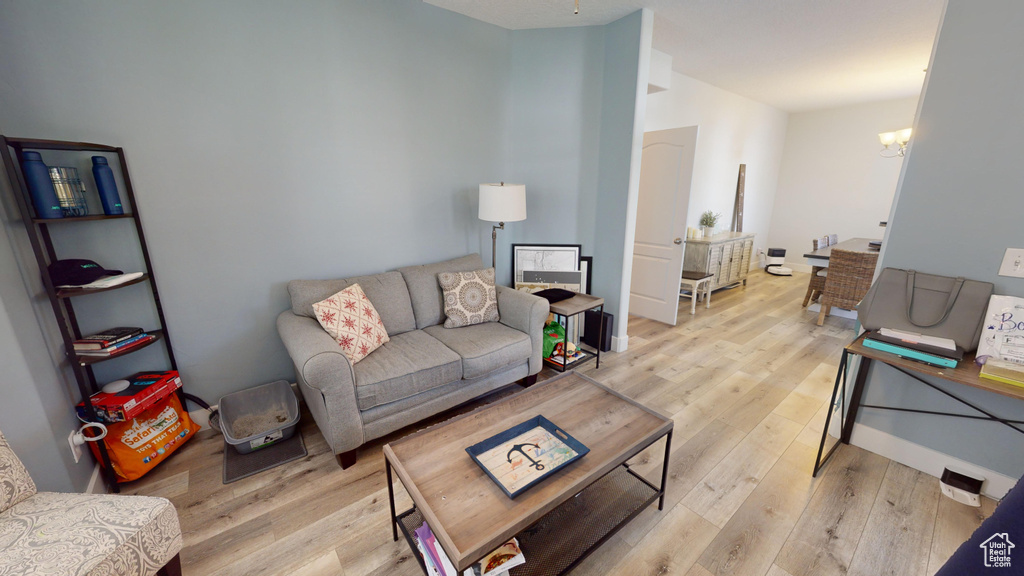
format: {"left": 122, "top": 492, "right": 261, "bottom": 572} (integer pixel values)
{"left": 998, "top": 248, "right": 1024, "bottom": 278}
{"left": 68, "top": 430, "right": 82, "bottom": 463}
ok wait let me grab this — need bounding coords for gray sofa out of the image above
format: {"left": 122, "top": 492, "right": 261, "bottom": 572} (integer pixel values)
{"left": 277, "top": 254, "right": 549, "bottom": 468}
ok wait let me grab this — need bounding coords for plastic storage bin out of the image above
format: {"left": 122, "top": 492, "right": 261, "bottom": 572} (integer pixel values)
{"left": 219, "top": 380, "right": 300, "bottom": 454}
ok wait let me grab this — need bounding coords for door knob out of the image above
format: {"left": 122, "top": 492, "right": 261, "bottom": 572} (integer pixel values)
{"left": 673, "top": 238, "right": 683, "bottom": 245}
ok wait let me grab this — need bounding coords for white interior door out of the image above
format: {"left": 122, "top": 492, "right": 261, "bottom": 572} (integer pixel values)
{"left": 629, "top": 126, "right": 698, "bottom": 326}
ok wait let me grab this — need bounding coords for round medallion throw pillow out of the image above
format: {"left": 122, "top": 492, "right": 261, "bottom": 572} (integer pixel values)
{"left": 437, "top": 267, "right": 499, "bottom": 328}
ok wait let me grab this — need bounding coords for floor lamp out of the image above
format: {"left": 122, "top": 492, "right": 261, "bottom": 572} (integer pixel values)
{"left": 478, "top": 182, "right": 527, "bottom": 269}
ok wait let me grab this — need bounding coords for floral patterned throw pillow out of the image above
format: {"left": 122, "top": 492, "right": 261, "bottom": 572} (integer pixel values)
{"left": 312, "top": 283, "right": 389, "bottom": 364}
{"left": 438, "top": 268, "right": 500, "bottom": 328}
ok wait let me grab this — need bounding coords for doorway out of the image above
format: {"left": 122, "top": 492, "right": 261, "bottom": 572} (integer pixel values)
{"left": 629, "top": 126, "right": 698, "bottom": 326}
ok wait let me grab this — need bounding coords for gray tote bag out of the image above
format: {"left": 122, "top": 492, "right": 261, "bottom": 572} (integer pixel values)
{"left": 858, "top": 268, "right": 994, "bottom": 352}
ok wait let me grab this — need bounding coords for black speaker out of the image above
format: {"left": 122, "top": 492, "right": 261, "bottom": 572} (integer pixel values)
{"left": 583, "top": 310, "right": 613, "bottom": 352}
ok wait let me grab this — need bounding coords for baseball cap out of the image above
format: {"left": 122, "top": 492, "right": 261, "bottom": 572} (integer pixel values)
{"left": 48, "top": 259, "right": 123, "bottom": 287}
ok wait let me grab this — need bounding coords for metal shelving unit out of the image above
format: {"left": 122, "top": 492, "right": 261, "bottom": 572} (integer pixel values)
{"left": 0, "top": 136, "right": 178, "bottom": 493}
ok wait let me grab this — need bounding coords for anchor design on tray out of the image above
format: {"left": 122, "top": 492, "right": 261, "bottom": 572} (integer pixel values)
{"left": 507, "top": 443, "right": 544, "bottom": 471}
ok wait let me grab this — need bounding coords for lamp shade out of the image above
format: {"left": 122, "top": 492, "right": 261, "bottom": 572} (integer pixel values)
{"left": 478, "top": 183, "right": 526, "bottom": 222}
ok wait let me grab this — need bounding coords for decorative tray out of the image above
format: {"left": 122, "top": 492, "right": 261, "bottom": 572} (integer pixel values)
{"left": 465, "top": 415, "right": 589, "bottom": 499}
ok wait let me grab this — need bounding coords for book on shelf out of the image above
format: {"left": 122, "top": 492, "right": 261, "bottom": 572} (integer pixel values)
{"left": 415, "top": 539, "right": 443, "bottom": 576}
{"left": 413, "top": 522, "right": 457, "bottom": 576}
{"left": 979, "top": 358, "right": 1024, "bottom": 388}
{"left": 76, "top": 370, "right": 182, "bottom": 423}
{"left": 73, "top": 326, "right": 144, "bottom": 350}
{"left": 76, "top": 333, "right": 154, "bottom": 356}
{"left": 464, "top": 538, "right": 525, "bottom": 576}
{"left": 411, "top": 522, "right": 526, "bottom": 576}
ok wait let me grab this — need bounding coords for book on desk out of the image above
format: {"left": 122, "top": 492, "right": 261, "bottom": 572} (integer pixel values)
{"left": 862, "top": 330, "right": 964, "bottom": 369}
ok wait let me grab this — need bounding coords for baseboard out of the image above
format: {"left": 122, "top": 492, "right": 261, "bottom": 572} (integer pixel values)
{"left": 806, "top": 302, "right": 858, "bottom": 320}
{"left": 611, "top": 334, "right": 628, "bottom": 353}
{"left": 86, "top": 463, "right": 105, "bottom": 494}
{"left": 787, "top": 262, "right": 814, "bottom": 274}
{"left": 849, "top": 423, "right": 1018, "bottom": 499}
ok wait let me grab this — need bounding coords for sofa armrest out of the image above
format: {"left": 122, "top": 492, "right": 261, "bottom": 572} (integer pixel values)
{"left": 276, "top": 311, "right": 363, "bottom": 452}
{"left": 496, "top": 286, "right": 550, "bottom": 375}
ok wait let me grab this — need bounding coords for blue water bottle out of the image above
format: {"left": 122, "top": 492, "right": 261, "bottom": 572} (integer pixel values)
{"left": 91, "top": 156, "right": 124, "bottom": 215}
{"left": 20, "top": 151, "right": 63, "bottom": 219}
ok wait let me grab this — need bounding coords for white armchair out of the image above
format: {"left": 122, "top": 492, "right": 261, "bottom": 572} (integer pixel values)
{"left": 0, "top": 430, "right": 182, "bottom": 576}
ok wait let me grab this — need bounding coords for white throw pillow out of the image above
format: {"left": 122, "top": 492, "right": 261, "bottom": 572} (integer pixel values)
{"left": 312, "top": 283, "right": 389, "bottom": 363}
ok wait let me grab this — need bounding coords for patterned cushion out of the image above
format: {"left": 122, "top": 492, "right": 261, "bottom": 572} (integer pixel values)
{"left": 0, "top": 432, "right": 35, "bottom": 514}
{"left": 0, "top": 492, "right": 182, "bottom": 576}
{"left": 437, "top": 268, "right": 499, "bottom": 328}
{"left": 312, "top": 283, "right": 390, "bottom": 364}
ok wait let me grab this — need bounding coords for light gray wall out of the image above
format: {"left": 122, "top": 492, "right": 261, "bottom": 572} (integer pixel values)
{"left": 501, "top": 11, "right": 647, "bottom": 337}
{"left": 0, "top": 2, "right": 647, "bottom": 490}
{"left": 592, "top": 10, "right": 647, "bottom": 334}
{"left": 0, "top": 0, "right": 513, "bottom": 403}
{"left": 856, "top": 0, "right": 1024, "bottom": 478}
{"left": 501, "top": 26, "right": 605, "bottom": 286}
{"left": 0, "top": 186, "right": 91, "bottom": 492}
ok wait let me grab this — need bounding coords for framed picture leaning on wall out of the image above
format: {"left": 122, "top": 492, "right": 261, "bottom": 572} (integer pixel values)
{"left": 511, "top": 244, "right": 581, "bottom": 286}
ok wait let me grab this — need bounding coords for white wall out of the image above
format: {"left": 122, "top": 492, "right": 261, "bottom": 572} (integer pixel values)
{"left": 768, "top": 97, "right": 919, "bottom": 270}
{"left": 644, "top": 72, "right": 789, "bottom": 259}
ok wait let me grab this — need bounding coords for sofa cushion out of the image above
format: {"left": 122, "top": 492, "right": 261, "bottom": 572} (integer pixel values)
{"left": 288, "top": 271, "right": 416, "bottom": 336}
{"left": 0, "top": 491, "right": 181, "bottom": 576}
{"left": 0, "top": 431, "right": 35, "bottom": 514}
{"left": 397, "top": 254, "right": 484, "bottom": 329}
{"left": 312, "top": 284, "right": 390, "bottom": 364}
{"left": 353, "top": 330, "right": 462, "bottom": 411}
{"left": 438, "top": 267, "right": 499, "bottom": 328}
{"left": 424, "top": 322, "right": 532, "bottom": 380}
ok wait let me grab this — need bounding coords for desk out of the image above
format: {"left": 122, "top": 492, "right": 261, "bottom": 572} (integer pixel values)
{"left": 803, "top": 237, "right": 880, "bottom": 269}
{"left": 812, "top": 333, "right": 1024, "bottom": 476}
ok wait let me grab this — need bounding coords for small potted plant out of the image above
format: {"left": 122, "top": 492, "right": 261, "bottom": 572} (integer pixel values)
{"left": 699, "top": 210, "right": 721, "bottom": 238}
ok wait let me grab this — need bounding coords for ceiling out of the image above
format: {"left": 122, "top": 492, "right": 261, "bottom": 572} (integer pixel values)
{"left": 424, "top": 0, "right": 946, "bottom": 112}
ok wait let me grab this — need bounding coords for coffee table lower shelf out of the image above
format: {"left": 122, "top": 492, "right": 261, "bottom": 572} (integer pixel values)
{"left": 397, "top": 465, "right": 659, "bottom": 576}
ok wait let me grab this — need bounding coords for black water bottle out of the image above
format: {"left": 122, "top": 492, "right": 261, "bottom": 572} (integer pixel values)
{"left": 91, "top": 156, "right": 124, "bottom": 215}
{"left": 21, "top": 151, "right": 62, "bottom": 219}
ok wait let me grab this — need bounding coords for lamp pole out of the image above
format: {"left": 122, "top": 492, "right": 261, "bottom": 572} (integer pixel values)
{"left": 491, "top": 222, "right": 504, "bottom": 269}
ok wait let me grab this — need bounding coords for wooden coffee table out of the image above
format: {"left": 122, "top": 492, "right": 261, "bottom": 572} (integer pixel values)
{"left": 383, "top": 371, "right": 673, "bottom": 575}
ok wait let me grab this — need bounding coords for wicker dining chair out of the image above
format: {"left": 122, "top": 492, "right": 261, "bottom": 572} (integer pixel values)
{"left": 803, "top": 266, "right": 828, "bottom": 307}
{"left": 816, "top": 248, "right": 879, "bottom": 325}
{"left": 803, "top": 237, "right": 831, "bottom": 307}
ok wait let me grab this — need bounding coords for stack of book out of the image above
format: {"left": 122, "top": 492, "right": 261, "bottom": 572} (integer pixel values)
{"left": 412, "top": 522, "right": 525, "bottom": 576}
{"left": 862, "top": 328, "right": 964, "bottom": 369}
{"left": 979, "top": 358, "right": 1024, "bottom": 388}
{"left": 73, "top": 327, "right": 155, "bottom": 357}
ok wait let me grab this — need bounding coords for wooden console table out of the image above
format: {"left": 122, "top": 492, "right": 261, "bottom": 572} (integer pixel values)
{"left": 813, "top": 333, "right": 1024, "bottom": 477}
{"left": 683, "top": 232, "right": 754, "bottom": 291}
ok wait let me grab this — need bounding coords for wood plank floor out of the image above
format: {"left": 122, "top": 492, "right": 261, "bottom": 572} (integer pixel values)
{"left": 125, "top": 270, "right": 997, "bottom": 576}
